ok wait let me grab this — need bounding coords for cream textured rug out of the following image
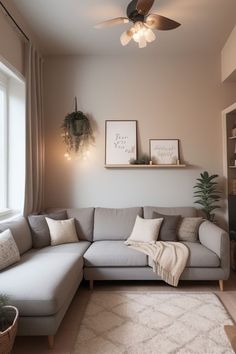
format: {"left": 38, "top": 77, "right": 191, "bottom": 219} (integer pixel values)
{"left": 72, "top": 292, "right": 234, "bottom": 354}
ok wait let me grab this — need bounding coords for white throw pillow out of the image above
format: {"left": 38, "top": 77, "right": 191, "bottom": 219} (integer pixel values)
{"left": 0, "top": 229, "right": 20, "bottom": 270}
{"left": 126, "top": 215, "right": 163, "bottom": 243}
{"left": 46, "top": 217, "right": 78, "bottom": 246}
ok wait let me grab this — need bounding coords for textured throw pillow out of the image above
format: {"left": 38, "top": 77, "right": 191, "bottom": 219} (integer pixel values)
{"left": 0, "top": 229, "right": 20, "bottom": 271}
{"left": 152, "top": 212, "right": 181, "bottom": 241}
{"left": 178, "top": 217, "right": 203, "bottom": 242}
{"left": 126, "top": 215, "right": 163, "bottom": 244}
{"left": 28, "top": 210, "right": 68, "bottom": 249}
{"left": 46, "top": 217, "right": 78, "bottom": 246}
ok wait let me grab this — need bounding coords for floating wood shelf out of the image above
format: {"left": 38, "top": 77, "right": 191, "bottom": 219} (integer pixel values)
{"left": 229, "top": 136, "right": 236, "bottom": 140}
{"left": 105, "top": 164, "right": 187, "bottom": 169}
{"left": 229, "top": 166, "right": 236, "bottom": 169}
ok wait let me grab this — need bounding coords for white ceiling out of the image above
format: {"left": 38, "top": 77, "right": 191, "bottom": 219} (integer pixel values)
{"left": 11, "top": 0, "right": 236, "bottom": 56}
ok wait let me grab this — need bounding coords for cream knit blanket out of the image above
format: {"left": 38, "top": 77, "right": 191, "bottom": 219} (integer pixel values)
{"left": 125, "top": 240, "right": 189, "bottom": 287}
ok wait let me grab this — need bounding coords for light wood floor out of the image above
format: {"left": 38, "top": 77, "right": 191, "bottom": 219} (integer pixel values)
{"left": 12, "top": 273, "right": 236, "bottom": 354}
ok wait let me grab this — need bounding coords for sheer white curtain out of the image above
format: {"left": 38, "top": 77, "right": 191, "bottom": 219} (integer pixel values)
{"left": 23, "top": 43, "right": 44, "bottom": 215}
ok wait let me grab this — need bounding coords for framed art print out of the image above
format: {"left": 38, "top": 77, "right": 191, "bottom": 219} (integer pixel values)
{"left": 150, "top": 139, "right": 179, "bottom": 165}
{"left": 105, "top": 120, "right": 137, "bottom": 165}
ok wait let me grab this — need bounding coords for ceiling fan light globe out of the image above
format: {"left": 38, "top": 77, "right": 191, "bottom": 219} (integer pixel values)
{"left": 133, "top": 32, "right": 140, "bottom": 42}
{"left": 120, "top": 31, "right": 132, "bottom": 46}
{"left": 138, "top": 34, "right": 147, "bottom": 48}
{"left": 144, "top": 28, "right": 156, "bottom": 42}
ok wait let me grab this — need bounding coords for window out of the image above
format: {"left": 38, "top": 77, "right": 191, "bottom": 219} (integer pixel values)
{"left": 0, "top": 61, "right": 25, "bottom": 218}
{"left": 0, "top": 72, "right": 7, "bottom": 212}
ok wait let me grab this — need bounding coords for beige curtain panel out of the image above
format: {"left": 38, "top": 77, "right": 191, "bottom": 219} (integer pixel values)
{"left": 24, "top": 43, "right": 44, "bottom": 216}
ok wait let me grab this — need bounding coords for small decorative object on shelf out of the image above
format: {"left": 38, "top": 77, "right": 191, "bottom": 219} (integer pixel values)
{"left": 61, "top": 97, "right": 94, "bottom": 160}
{"left": 232, "top": 179, "right": 236, "bottom": 195}
{"left": 230, "top": 143, "right": 236, "bottom": 166}
{"left": 232, "top": 121, "right": 236, "bottom": 137}
{"left": 129, "top": 154, "right": 150, "bottom": 165}
{"left": 0, "top": 295, "right": 19, "bottom": 354}
{"left": 193, "top": 171, "right": 221, "bottom": 222}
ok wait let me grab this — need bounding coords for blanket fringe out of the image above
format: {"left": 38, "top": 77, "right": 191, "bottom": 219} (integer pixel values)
{"left": 153, "top": 264, "right": 179, "bottom": 287}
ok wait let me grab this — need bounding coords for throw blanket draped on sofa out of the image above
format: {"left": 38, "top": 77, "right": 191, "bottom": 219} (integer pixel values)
{"left": 125, "top": 241, "right": 189, "bottom": 287}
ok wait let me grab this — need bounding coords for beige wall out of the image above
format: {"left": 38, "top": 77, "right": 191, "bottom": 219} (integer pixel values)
{"left": 0, "top": 10, "right": 25, "bottom": 75}
{"left": 222, "top": 25, "right": 236, "bottom": 82}
{"left": 44, "top": 55, "right": 236, "bottom": 213}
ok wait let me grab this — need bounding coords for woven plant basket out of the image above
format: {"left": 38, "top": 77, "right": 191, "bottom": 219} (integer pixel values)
{"left": 0, "top": 306, "right": 19, "bottom": 354}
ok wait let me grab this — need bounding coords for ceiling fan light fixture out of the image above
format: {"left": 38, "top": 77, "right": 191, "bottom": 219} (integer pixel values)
{"left": 138, "top": 34, "right": 147, "bottom": 48}
{"left": 95, "top": 0, "right": 181, "bottom": 49}
{"left": 131, "top": 22, "right": 151, "bottom": 48}
{"left": 144, "top": 28, "right": 156, "bottom": 42}
{"left": 120, "top": 30, "right": 132, "bottom": 46}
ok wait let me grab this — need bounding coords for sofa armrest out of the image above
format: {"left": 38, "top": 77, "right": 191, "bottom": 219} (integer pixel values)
{"left": 199, "top": 220, "right": 230, "bottom": 278}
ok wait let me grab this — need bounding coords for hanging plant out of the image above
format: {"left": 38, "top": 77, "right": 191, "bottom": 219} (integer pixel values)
{"left": 61, "top": 97, "right": 94, "bottom": 157}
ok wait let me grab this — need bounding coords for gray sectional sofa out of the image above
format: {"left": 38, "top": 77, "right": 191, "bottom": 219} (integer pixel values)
{"left": 0, "top": 206, "right": 230, "bottom": 347}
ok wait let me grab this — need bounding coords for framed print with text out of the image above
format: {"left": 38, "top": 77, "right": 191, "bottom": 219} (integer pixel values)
{"left": 105, "top": 120, "right": 137, "bottom": 165}
{"left": 150, "top": 139, "right": 179, "bottom": 165}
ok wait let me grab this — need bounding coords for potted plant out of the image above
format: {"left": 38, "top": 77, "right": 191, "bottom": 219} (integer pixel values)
{"left": 130, "top": 154, "right": 150, "bottom": 165}
{"left": 0, "top": 295, "right": 19, "bottom": 354}
{"left": 193, "top": 171, "right": 221, "bottom": 222}
{"left": 61, "top": 97, "right": 94, "bottom": 157}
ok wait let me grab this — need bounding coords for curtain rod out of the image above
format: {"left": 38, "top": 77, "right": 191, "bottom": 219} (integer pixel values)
{"left": 0, "top": 1, "right": 29, "bottom": 42}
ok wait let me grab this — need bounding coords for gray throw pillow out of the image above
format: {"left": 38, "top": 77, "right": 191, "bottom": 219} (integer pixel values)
{"left": 152, "top": 212, "right": 180, "bottom": 241}
{"left": 28, "top": 210, "right": 67, "bottom": 249}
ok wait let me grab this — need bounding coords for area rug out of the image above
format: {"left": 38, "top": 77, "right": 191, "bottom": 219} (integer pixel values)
{"left": 72, "top": 292, "right": 234, "bottom": 354}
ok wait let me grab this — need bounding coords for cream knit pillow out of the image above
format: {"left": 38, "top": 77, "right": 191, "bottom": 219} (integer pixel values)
{"left": 178, "top": 217, "right": 203, "bottom": 242}
{"left": 125, "top": 215, "right": 163, "bottom": 244}
{"left": 46, "top": 217, "right": 78, "bottom": 246}
{"left": 0, "top": 229, "right": 20, "bottom": 270}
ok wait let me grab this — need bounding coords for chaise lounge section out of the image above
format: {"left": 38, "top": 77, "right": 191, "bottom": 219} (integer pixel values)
{"left": 0, "top": 215, "right": 91, "bottom": 348}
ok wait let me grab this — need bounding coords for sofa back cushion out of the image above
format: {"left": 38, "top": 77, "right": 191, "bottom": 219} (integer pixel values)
{"left": 67, "top": 208, "right": 94, "bottom": 241}
{"left": 0, "top": 216, "right": 32, "bottom": 255}
{"left": 28, "top": 210, "right": 68, "bottom": 248}
{"left": 45, "top": 208, "right": 95, "bottom": 242}
{"left": 94, "top": 207, "right": 142, "bottom": 241}
{"left": 144, "top": 206, "right": 197, "bottom": 219}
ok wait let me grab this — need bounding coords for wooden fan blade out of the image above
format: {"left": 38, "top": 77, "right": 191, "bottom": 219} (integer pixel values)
{"left": 94, "top": 17, "right": 129, "bottom": 29}
{"left": 145, "top": 14, "right": 181, "bottom": 30}
{"left": 136, "top": 0, "right": 155, "bottom": 15}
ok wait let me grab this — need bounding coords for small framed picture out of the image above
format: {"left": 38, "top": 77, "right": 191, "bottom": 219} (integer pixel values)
{"left": 150, "top": 139, "right": 180, "bottom": 165}
{"left": 105, "top": 120, "right": 137, "bottom": 165}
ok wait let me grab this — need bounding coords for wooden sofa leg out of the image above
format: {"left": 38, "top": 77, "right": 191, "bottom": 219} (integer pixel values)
{"left": 48, "top": 335, "right": 54, "bottom": 349}
{"left": 219, "top": 280, "right": 224, "bottom": 291}
{"left": 90, "top": 279, "right": 94, "bottom": 290}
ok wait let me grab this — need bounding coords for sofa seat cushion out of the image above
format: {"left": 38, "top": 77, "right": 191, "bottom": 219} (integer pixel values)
{"left": 183, "top": 242, "right": 220, "bottom": 267}
{"left": 0, "top": 241, "right": 90, "bottom": 316}
{"left": 148, "top": 242, "right": 220, "bottom": 268}
{"left": 84, "top": 241, "right": 148, "bottom": 267}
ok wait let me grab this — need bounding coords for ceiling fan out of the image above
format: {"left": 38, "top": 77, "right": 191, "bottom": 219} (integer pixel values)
{"left": 95, "top": 0, "right": 181, "bottom": 48}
